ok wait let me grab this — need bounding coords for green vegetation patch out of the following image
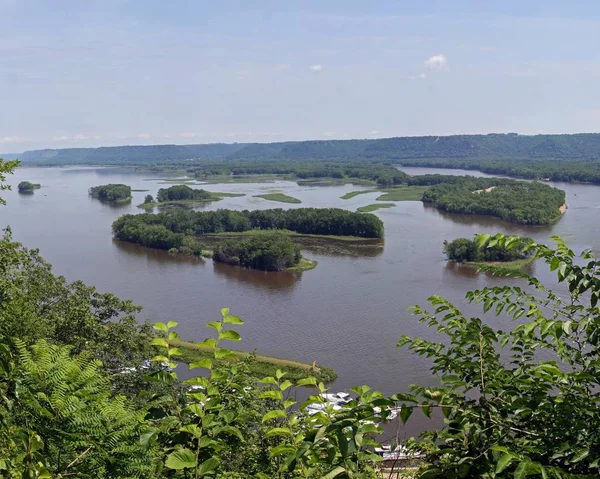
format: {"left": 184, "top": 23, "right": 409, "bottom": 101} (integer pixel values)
{"left": 357, "top": 203, "right": 396, "bottom": 213}
{"left": 376, "top": 185, "right": 428, "bottom": 201}
{"left": 171, "top": 339, "right": 337, "bottom": 383}
{"left": 201, "top": 230, "right": 375, "bottom": 242}
{"left": 466, "top": 257, "right": 534, "bottom": 272}
{"left": 253, "top": 193, "right": 302, "bottom": 204}
{"left": 131, "top": 189, "right": 150, "bottom": 192}
{"left": 285, "top": 257, "right": 317, "bottom": 272}
{"left": 340, "top": 189, "right": 378, "bottom": 200}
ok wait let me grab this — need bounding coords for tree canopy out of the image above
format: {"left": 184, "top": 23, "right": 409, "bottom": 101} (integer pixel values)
{"left": 422, "top": 176, "right": 566, "bottom": 224}
{"left": 17, "top": 181, "right": 41, "bottom": 192}
{"left": 89, "top": 183, "right": 132, "bottom": 201}
{"left": 156, "top": 184, "right": 213, "bottom": 202}
{"left": 213, "top": 231, "right": 301, "bottom": 271}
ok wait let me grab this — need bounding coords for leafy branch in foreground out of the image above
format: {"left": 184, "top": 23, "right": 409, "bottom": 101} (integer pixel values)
{"left": 397, "top": 234, "right": 600, "bottom": 478}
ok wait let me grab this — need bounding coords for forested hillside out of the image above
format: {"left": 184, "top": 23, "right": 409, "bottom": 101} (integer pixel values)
{"left": 16, "top": 132, "right": 600, "bottom": 165}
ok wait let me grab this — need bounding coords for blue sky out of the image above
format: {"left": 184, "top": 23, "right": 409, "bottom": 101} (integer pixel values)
{"left": 2, "top": 0, "right": 600, "bottom": 152}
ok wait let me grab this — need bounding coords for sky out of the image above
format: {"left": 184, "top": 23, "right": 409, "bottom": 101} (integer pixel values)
{"left": 2, "top": 0, "right": 600, "bottom": 152}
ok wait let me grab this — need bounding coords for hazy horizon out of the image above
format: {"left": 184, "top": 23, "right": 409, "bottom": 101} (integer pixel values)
{"left": 5, "top": 129, "right": 600, "bottom": 156}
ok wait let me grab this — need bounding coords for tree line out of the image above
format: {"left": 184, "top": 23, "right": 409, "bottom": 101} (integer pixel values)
{"left": 113, "top": 207, "right": 385, "bottom": 241}
{"left": 400, "top": 157, "right": 600, "bottom": 184}
{"left": 189, "top": 161, "right": 408, "bottom": 187}
{"left": 443, "top": 235, "right": 533, "bottom": 262}
{"left": 18, "top": 132, "right": 600, "bottom": 165}
{"left": 89, "top": 183, "right": 132, "bottom": 201}
{"left": 422, "top": 177, "right": 566, "bottom": 225}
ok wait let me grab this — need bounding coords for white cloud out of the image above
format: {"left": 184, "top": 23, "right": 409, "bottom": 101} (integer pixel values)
{"left": 309, "top": 64, "right": 323, "bottom": 72}
{"left": 323, "top": 131, "right": 337, "bottom": 137}
{"left": 409, "top": 73, "right": 427, "bottom": 80}
{"left": 1, "top": 135, "right": 28, "bottom": 143}
{"left": 52, "top": 135, "right": 69, "bottom": 141}
{"left": 137, "top": 133, "right": 151, "bottom": 139}
{"left": 179, "top": 132, "right": 199, "bottom": 138}
{"left": 273, "top": 64, "right": 290, "bottom": 71}
{"left": 424, "top": 54, "right": 448, "bottom": 71}
{"left": 73, "top": 134, "right": 89, "bottom": 141}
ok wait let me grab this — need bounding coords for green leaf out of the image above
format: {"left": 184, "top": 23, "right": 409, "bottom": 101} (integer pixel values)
{"left": 197, "top": 338, "right": 218, "bottom": 349}
{"left": 180, "top": 424, "right": 202, "bottom": 438}
{"left": 280, "top": 380, "right": 293, "bottom": 391}
{"left": 151, "top": 338, "right": 169, "bottom": 348}
{"left": 270, "top": 444, "right": 297, "bottom": 457}
{"left": 219, "top": 330, "right": 242, "bottom": 341}
{"left": 166, "top": 320, "right": 178, "bottom": 329}
{"left": 320, "top": 466, "right": 347, "bottom": 479}
{"left": 400, "top": 407, "right": 413, "bottom": 424}
{"left": 220, "top": 307, "right": 230, "bottom": 317}
{"left": 260, "top": 390, "right": 283, "bottom": 400}
{"left": 206, "top": 321, "right": 222, "bottom": 333}
{"left": 152, "top": 322, "right": 168, "bottom": 332}
{"left": 223, "top": 315, "right": 244, "bottom": 324}
{"left": 165, "top": 449, "right": 197, "bottom": 470}
{"left": 218, "top": 425, "right": 244, "bottom": 442}
{"left": 265, "top": 427, "right": 293, "bottom": 438}
{"left": 571, "top": 448, "right": 589, "bottom": 463}
{"left": 496, "top": 453, "right": 516, "bottom": 473}
{"left": 296, "top": 377, "right": 317, "bottom": 387}
{"left": 214, "top": 348, "right": 237, "bottom": 359}
{"left": 189, "top": 359, "right": 213, "bottom": 370}
{"left": 262, "top": 409, "right": 287, "bottom": 423}
{"left": 198, "top": 457, "right": 220, "bottom": 476}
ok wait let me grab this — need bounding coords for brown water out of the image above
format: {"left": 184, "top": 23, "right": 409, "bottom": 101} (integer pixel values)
{"left": 2, "top": 165, "right": 599, "bottom": 434}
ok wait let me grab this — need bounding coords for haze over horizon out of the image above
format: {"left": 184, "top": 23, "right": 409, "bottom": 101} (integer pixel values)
{"left": 2, "top": 0, "right": 600, "bottom": 152}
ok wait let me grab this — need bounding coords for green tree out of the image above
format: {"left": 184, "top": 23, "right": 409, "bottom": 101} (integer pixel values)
{"left": 0, "top": 339, "right": 152, "bottom": 477}
{"left": 0, "top": 158, "right": 19, "bottom": 205}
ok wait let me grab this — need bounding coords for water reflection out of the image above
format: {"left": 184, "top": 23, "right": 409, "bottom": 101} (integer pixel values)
{"left": 423, "top": 204, "right": 554, "bottom": 233}
{"left": 112, "top": 239, "right": 205, "bottom": 265}
{"left": 212, "top": 261, "right": 300, "bottom": 292}
{"left": 443, "top": 258, "right": 536, "bottom": 279}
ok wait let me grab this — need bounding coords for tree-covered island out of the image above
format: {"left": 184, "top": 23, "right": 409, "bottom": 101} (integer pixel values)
{"left": 112, "top": 208, "right": 383, "bottom": 271}
{"left": 17, "top": 181, "right": 41, "bottom": 193}
{"left": 89, "top": 183, "right": 132, "bottom": 202}
{"left": 444, "top": 234, "right": 534, "bottom": 271}
{"left": 421, "top": 176, "right": 566, "bottom": 225}
{"left": 138, "top": 184, "right": 244, "bottom": 209}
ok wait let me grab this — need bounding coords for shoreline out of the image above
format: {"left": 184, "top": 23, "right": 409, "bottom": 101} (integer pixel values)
{"left": 170, "top": 338, "right": 337, "bottom": 383}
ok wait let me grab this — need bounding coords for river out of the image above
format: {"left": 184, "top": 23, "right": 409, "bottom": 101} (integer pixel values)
{"left": 2, "top": 165, "right": 599, "bottom": 435}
